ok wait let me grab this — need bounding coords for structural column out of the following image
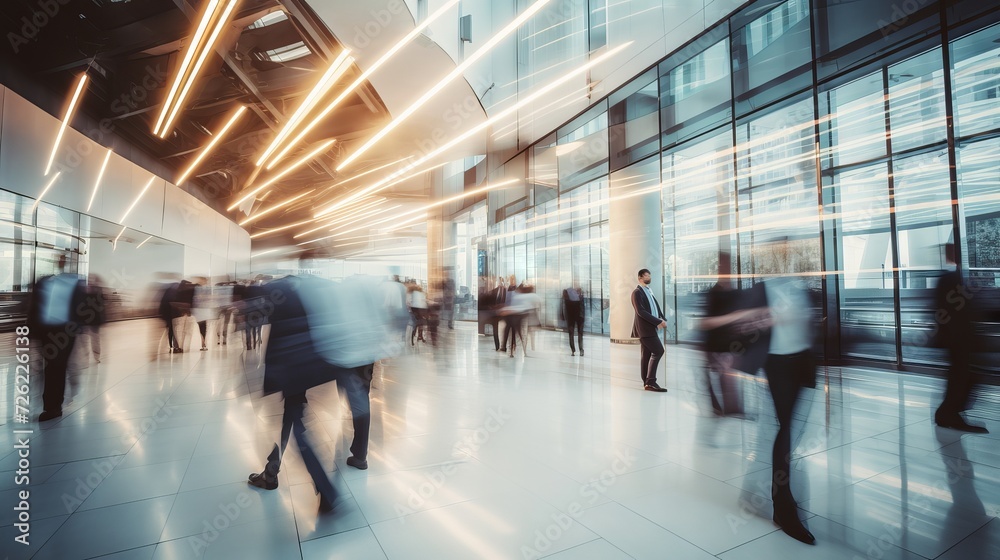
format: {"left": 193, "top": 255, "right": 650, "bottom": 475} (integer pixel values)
{"left": 608, "top": 168, "right": 663, "bottom": 343}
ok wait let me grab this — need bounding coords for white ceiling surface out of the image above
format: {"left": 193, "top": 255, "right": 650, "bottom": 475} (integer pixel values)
{"left": 308, "top": 0, "right": 489, "bottom": 180}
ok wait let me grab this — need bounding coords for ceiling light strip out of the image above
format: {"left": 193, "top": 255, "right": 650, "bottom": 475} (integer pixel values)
{"left": 153, "top": 0, "right": 221, "bottom": 135}
{"left": 336, "top": 0, "right": 552, "bottom": 172}
{"left": 30, "top": 172, "right": 63, "bottom": 213}
{"left": 121, "top": 176, "right": 157, "bottom": 224}
{"left": 228, "top": 139, "right": 335, "bottom": 211}
{"left": 240, "top": 189, "right": 315, "bottom": 226}
{"left": 157, "top": 0, "right": 239, "bottom": 138}
{"left": 45, "top": 73, "right": 89, "bottom": 175}
{"left": 255, "top": 49, "right": 353, "bottom": 167}
{"left": 136, "top": 235, "right": 153, "bottom": 249}
{"left": 315, "top": 160, "right": 449, "bottom": 217}
{"left": 176, "top": 105, "right": 247, "bottom": 184}
{"left": 87, "top": 149, "right": 113, "bottom": 212}
{"left": 264, "top": 0, "right": 464, "bottom": 168}
{"left": 249, "top": 218, "right": 316, "bottom": 239}
{"left": 326, "top": 42, "right": 631, "bottom": 213}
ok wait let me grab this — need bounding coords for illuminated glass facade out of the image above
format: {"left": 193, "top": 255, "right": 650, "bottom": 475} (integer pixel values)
{"left": 486, "top": 0, "right": 1000, "bottom": 371}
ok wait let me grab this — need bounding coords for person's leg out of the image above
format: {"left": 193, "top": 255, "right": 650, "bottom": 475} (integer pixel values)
{"left": 164, "top": 318, "right": 175, "bottom": 349}
{"left": 41, "top": 331, "right": 76, "bottom": 417}
{"left": 285, "top": 394, "right": 337, "bottom": 508}
{"left": 567, "top": 320, "right": 576, "bottom": 353}
{"left": 641, "top": 336, "right": 665, "bottom": 386}
{"left": 491, "top": 316, "right": 501, "bottom": 350}
{"left": 91, "top": 325, "right": 101, "bottom": 362}
{"left": 639, "top": 341, "right": 652, "bottom": 385}
{"left": 342, "top": 365, "right": 372, "bottom": 465}
{"left": 198, "top": 320, "right": 207, "bottom": 349}
{"left": 576, "top": 318, "right": 585, "bottom": 355}
{"left": 764, "top": 352, "right": 813, "bottom": 543}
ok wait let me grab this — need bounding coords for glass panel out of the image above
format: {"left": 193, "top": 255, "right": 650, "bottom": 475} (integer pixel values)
{"left": 886, "top": 49, "right": 947, "bottom": 153}
{"left": 950, "top": 22, "right": 1000, "bottom": 139}
{"left": 558, "top": 112, "right": 609, "bottom": 191}
{"left": 736, "top": 97, "right": 821, "bottom": 284}
{"left": 663, "top": 128, "right": 735, "bottom": 345}
{"left": 894, "top": 149, "right": 953, "bottom": 366}
{"left": 0, "top": 191, "right": 35, "bottom": 328}
{"left": 609, "top": 74, "right": 659, "bottom": 171}
{"left": 813, "top": 0, "right": 940, "bottom": 80}
{"left": 732, "top": 0, "right": 812, "bottom": 114}
{"left": 829, "top": 164, "right": 898, "bottom": 361}
{"left": 819, "top": 72, "right": 887, "bottom": 168}
{"left": 660, "top": 38, "right": 733, "bottom": 146}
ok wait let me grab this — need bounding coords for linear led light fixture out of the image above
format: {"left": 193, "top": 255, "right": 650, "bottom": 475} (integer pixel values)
{"left": 264, "top": 0, "right": 463, "bottom": 169}
{"left": 336, "top": 179, "right": 518, "bottom": 238}
{"left": 30, "top": 172, "right": 63, "bottom": 213}
{"left": 383, "top": 179, "right": 519, "bottom": 232}
{"left": 313, "top": 156, "right": 413, "bottom": 199}
{"left": 45, "top": 73, "right": 89, "bottom": 175}
{"left": 321, "top": 203, "right": 401, "bottom": 235}
{"left": 252, "top": 248, "right": 282, "bottom": 258}
{"left": 240, "top": 189, "right": 315, "bottom": 226}
{"left": 249, "top": 218, "right": 316, "bottom": 239}
{"left": 136, "top": 235, "right": 153, "bottom": 249}
{"left": 336, "top": 0, "right": 552, "bottom": 172}
{"left": 87, "top": 149, "right": 113, "bottom": 212}
{"left": 154, "top": 0, "right": 220, "bottom": 135}
{"left": 315, "top": 160, "right": 449, "bottom": 218}
{"left": 176, "top": 105, "right": 247, "bottom": 185}
{"left": 255, "top": 49, "right": 353, "bottom": 167}
{"left": 228, "top": 139, "right": 335, "bottom": 211}
{"left": 113, "top": 226, "right": 126, "bottom": 251}
{"left": 154, "top": 0, "right": 239, "bottom": 138}
{"left": 337, "top": 42, "right": 632, "bottom": 212}
{"left": 293, "top": 200, "right": 383, "bottom": 238}
{"left": 121, "top": 176, "right": 156, "bottom": 224}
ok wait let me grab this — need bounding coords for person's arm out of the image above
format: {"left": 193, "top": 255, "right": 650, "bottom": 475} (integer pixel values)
{"left": 700, "top": 307, "right": 768, "bottom": 330}
{"left": 631, "top": 289, "right": 662, "bottom": 326}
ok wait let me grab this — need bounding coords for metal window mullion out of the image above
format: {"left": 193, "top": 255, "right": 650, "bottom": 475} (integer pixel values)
{"left": 882, "top": 66, "right": 904, "bottom": 368}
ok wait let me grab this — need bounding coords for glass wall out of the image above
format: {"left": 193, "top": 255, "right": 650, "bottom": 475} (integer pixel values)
{"left": 485, "top": 0, "right": 1000, "bottom": 371}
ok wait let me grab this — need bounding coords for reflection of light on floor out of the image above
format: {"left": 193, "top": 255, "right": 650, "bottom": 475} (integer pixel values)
{"left": 419, "top": 499, "right": 515, "bottom": 560}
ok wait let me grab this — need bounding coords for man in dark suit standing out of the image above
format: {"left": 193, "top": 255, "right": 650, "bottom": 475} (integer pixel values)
{"left": 631, "top": 268, "right": 668, "bottom": 392}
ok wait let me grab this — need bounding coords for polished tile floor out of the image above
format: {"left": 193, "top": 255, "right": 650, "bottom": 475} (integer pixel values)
{"left": 1, "top": 319, "right": 999, "bottom": 559}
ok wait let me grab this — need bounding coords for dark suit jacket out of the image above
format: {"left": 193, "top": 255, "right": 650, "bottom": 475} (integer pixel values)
{"left": 631, "top": 284, "right": 665, "bottom": 338}
{"left": 261, "top": 276, "right": 334, "bottom": 397}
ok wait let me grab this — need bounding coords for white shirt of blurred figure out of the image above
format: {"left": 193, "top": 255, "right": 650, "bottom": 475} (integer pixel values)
{"left": 193, "top": 284, "right": 215, "bottom": 322}
{"left": 509, "top": 290, "right": 540, "bottom": 314}
{"left": 410, "top": 289, "right": 427, "bottom": 310}
{"left": 764, "top": 278, "right": 812, "bottom": 355}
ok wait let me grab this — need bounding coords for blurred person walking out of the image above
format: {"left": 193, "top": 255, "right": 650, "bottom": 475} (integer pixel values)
{"left": 631, "top": 268, "right": 668, "bottom": 392}
{"left": 763, "top": 268, "right": 817, "bottom": 545}
{"left": 192, "top": 277, "right": 214, "bottom": 351}
{"left": 934, "top": 243, "right": 988, "bottom": 433}
{"left": 408, "top": 282, "right": 428, "bottom": 346}
{"left": 563, "top": 282, "right": 585, "bottom": 356}
{"left": 28, "top": 255, "right": 89, "bottom": 421}
{"left": 247, "top": 264, "right": 338, "bottom": 512}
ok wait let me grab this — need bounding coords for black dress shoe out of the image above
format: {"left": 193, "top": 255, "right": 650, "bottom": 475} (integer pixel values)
{"left": 318, "top": 495, "right": 336, "bottom": 513}
{"left": 38, "top": 410, "right": 62, "bottom": 422}
{"left": 247, "top": 472, "right": 278, "bottom": 490}
{"left": 580, "top": 350, "right": 584, "bottom": 356}
{"left": 644, "top": 384, "right": 668, "bottom": 393}
{"left": 773, "top": 512, "right": 816, "bottom": 545}
{"left": 937, "top": 418, "right": 989, "bottom": 433}
{"left": 346, "top": 456, "right": 368, "bottom": 470}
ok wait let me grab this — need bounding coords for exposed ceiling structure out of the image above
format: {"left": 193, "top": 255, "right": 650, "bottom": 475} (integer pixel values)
{"left": 0, "top": 0, "right": 489, "bottom": 259}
